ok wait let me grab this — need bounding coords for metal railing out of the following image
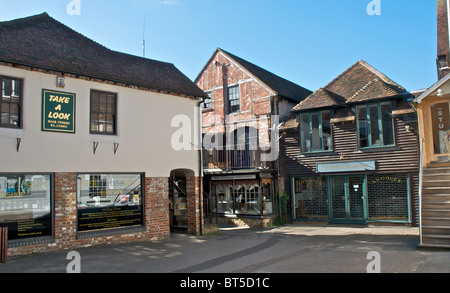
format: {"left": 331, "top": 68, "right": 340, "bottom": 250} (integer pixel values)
{"left": 202, "top": 144, "right": 273, "bottom": 170}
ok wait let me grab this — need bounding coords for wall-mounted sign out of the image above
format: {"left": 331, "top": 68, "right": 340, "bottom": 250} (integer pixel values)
{"left": 316, "top": 160, "right": 376, "bottom": 173}
{"left": 42, "top": 89, "right": 76, "bottom": 133}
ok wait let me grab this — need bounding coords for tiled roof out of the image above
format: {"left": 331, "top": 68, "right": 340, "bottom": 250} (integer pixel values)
{"left": 347, "top": 78, "right": 400, "bottom": 103}
{"left": 216, "top": 48, "right": 312, "bottom": 103}
{"left": 292, "top": 60, "right": 408, "bottom": 112}
{"left": 0, "top": 13, "right": 207, "bottom": 98}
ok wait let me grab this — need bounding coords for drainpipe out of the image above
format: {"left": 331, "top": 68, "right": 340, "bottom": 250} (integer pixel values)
{"left": 198, "top": 99, "right": 204, "bottom": 236}
{"left": 419, "top": 138, "right": 424, "bottom": 246}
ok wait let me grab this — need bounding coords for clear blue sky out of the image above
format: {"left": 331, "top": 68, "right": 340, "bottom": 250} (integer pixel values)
{"left": 0, "top": 0, "right": 439, "bottom": 92}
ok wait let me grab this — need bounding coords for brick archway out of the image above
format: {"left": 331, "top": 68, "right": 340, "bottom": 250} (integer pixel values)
{"left": 169, "top": 169, "right": 202, "bottom": 235}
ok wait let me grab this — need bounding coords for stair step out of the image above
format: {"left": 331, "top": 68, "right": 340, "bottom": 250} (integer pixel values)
{"left": 424, "top": 167, "right": 450, "bottom": 174}
{"left": 419, "top": 243, "right": 450, "bottom": 249}
{"left": 423, "top": 180, "right": 450, "bottom": 187}
{"left": 422, "top": 187, "right": 450, "bottom": 194}
{"left": 421, "top": 234, "right": 450, "bottom": 248}
{"left": 422, "top": 217, "right": 450, "bottom": 226}
{"left": 422, "top": 209, "right": 450, "bottom": 218}
{"left": 422, "top": 233, "right": 450, "bottom": 239}
{"left": 422, "top": 203, "right": 450, "bottom": 209}
{"left": 422, "top": 226, "right": 450, "bottom": 235}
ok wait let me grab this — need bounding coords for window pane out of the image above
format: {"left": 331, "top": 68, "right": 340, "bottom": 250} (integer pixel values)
{"left": 99, "top": 94, "right": 107, "bottom": 113}
{"left": 77, "top": 174, "right": 144, "bottom": 232}
{"left": 10, "top": 103, "right": 19, "bottom": 126}
{"left": 311, "top": 113, "right": 320, "bottom": 150}
{"left": 91, "top": 93, "right": 99, "bottom": 112}
{"left": 1, "top": 102, "right": 9, "bottom": 114}
{"left": 91, "top": 121, "right": 98, "bottom": 132}
{"left": 381, "top": 103, "right": 394, "bottom": 145}
{"left": 106, "top": 123, "right": 114, "bottom": 134}
{"left": 322, "top": 111, "right": 332, "bottom": 151}
{"left": 357, "top": 106, "right": 368, "bottom": 148}
{"left": 300, "top": 113, "right": 310, "bottom": 152}
{"left": 2, "top": 79, "right": 11, "bottom": 98}
{"left": 106, "top": 114, "right": 114, "bottom": 124}
{"left": 228, "top": 85, "right": 240, "bottom": 113}
{"left": 12, "top": 80, "right": 21, "bottom": 98}
{"left": 107, "top": 95, "right": 115, "bottom": 113}
{"left": 1, "top": 113, "right": 9, "bottom": 125}
{"left": 0, "top": 174, "right": 52, "bottom": 240}
{"left": 369, "top": 105, "right": 380, "bottom": 145}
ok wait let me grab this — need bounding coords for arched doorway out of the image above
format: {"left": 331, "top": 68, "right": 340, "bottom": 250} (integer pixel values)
{"left": 169, "top": 169, "right": 198, "bottom": 234}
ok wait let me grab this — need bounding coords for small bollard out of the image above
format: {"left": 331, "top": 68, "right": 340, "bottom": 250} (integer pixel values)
{"left": 0, "top": 226, "right": 7, "bottom": 263}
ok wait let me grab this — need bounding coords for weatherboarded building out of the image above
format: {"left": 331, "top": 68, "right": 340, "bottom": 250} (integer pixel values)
{"left": 0, "top": 13, "right": 206, "bottom": 256}
{"left": 279, "top": 60, "right": 420, "bottom": 226}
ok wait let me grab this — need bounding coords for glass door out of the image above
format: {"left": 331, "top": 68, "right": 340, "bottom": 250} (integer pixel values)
{"left": 329, "top": 176, "right": 367, "bottom": 223}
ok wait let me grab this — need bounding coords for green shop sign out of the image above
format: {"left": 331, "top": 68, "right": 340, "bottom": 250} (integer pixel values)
{"left": 42, "top": 89, "right": 76, "bottom": 133}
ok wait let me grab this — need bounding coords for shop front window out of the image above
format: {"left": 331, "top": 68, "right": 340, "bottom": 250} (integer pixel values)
{"left": 293, "top": 177, "right": 328, "bottom": 220}
{"left": 367, "top": 173, "right": 409, "bottom": 222}
{"left": 77, "top": 174, "right": 144, "bottom": 232}
{"left": 211, "top": 181, "right": 268, "bottom": 216}
{"left": 0, "top": 174, "right": 52, "bottom": 240}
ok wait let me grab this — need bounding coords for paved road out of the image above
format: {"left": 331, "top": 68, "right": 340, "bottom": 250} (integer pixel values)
{"left": 0, "top": 225, "right": 448, "bottom": 274}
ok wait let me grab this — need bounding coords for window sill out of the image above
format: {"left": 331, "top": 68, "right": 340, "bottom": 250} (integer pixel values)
{"left": 8, "top": 236, "right": 55, "bottom": 248}
{"left": 356, "top": 145, "right": 398, "bottom": 152}
{"left": 202, "top": 108, "right": 214, "bottom": 113}
{"left": 297, "top": 150, "right": 335, "bottom": 157}
{"left": 90, "top": 132, "right": 117, "bottom": 136}
{"left": 77, "top": 225, "right": 146, "bottom": 239}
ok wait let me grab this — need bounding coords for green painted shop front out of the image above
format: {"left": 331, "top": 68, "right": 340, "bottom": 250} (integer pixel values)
{"left": 291, "top": 173, "right": 412, "bottom": 225}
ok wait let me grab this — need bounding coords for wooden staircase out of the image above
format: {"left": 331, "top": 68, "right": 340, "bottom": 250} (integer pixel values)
{"left": 421, "top": 164, "right": 450, "bottom": 249}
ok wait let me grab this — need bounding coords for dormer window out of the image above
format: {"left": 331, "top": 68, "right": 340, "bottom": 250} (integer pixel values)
{"left": 356, "top": 101, "right": 394, "bottom": 148}
{"left": 299, "top": 110, "right": 332, "bottom": 153}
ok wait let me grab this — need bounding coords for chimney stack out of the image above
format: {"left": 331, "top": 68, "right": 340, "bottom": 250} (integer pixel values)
{"left": 437, "top": 0, "right": 450, "bottom": 80}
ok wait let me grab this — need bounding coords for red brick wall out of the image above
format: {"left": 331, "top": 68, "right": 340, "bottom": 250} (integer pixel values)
{"left": 7, "top": 174, "right": 171, "bottom": 256}
{"left": 197, "top": 50, "right": 274, "bottom": 148}
{"left": 437, "top": 0, "right": 450, "bottom": 79}
{"left": 187, "top": 176, "right": 202, "bottom": 235}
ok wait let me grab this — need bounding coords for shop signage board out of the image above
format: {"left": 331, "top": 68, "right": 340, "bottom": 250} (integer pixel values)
{"left": 316, "top": 160, "right": 376, "bottom": 173}
{"left": 42, "top": 89, "right": 76, "bottom": 133}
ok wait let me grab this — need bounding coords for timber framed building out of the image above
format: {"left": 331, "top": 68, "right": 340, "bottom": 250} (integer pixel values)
{"left": 279, "top": 60, "right": 420, "bottom": 226}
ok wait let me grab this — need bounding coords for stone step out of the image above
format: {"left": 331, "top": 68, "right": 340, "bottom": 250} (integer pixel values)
{"left": 422, "top": 225, "right": 450, "bottom": 236}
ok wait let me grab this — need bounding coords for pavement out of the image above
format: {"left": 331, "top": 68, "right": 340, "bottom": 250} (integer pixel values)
{"left": 0, "top": 224, "right": 449, "bottom": 274}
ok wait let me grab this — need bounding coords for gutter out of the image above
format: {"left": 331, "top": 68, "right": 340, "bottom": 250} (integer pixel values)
{"left": 198, "top": 99, "right": 204, "bottom": 236}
